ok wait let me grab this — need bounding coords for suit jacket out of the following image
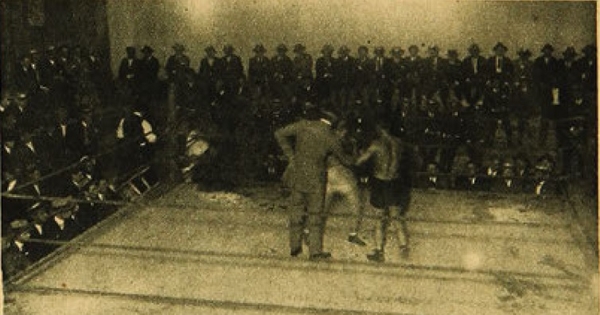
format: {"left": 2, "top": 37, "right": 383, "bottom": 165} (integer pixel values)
{"left": 275, "top": 119, "right": 352, "bottom": 193}
{"left": 271, "top": 55, "right": 294, "bottom": 84}
{"left": 165, "top": 54, "right": 191, "bottom": 80}
{"left": 532, "top": 56, "right": 560, "bottom": 88}
{"left": 221, "top": 54, "right": 245, "bottom": 83}
{"left": 2, "top": 242, "right": 31, "bottom": 279}
{"left": 248, "top": 56, "right": 272, "bottom": 86}
{"left": 315, "top": 57, "right": 335, "bottom": 82}
{"left": 293, "top": 54, "right": 313, "bottom": 82}
{"left": 335, "top": 56, "right": 356, "bottom": 88}
{"left": 44, "top": 216, "right": 81, "bottom": 242}
{"left": 28, "top": 223, "right": 56, "bottom": 261}
{"left": 461, "top": 56, "right": 487, "bottom": 85}
{"left": 355, "top": 57, "right": 375, "bottom": 89}
{"left": 13, "top": 64, "right": 39, "bottom": 95}
{"left": 137, "top": 56, "right": 160, "bottom": 92}
{"left": 118, "top": 58, "right": 139, "bottom": 82}
{"left": 485, "top": 56, "right": 514, "bottom": 83}
{"left": 575, "top": 57, "right": 596, "bottom": 93}
{"left": 65, "top": 120, "right": 99, "bottom": 157}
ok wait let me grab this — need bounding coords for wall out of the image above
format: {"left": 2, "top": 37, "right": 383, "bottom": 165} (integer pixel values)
{"left": 106, "top": 0, "right": 596, "bottom": 76}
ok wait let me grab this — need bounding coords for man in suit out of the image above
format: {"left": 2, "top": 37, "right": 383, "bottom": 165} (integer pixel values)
{"left": 387, "top": 47, "right": 407, "bottom": 114}
{"left": 165, "top": 43, "right": 191, "bottom": 82}
{"left": 220, "top": 44, "right": 245, "bottom": 99}
{"left": 44, "top": 198, "right": 82, "bottom": 242}
{"left": 14, "top": 54, "right": 40, "bottom": 97}
{"left": 118, "top": 46, "right": 139, "bottom": 96}
{"left": 315, "top": 45, "right": 336, "bottom": 108}
{"left": 271, "top": 44, "right": 294, "bottom": 101}
{"left": 533, "top": 44, "right": 561, "bottom": 145}
{"left": 512, "top": 49, "right": 534, "bottom": 145}
{"left": 65, "top": 109, "right": 99, "bottom": 159}
{"left": 197, "top": 46, "right": 223, "bottom": 108}
{"left": 405, "top": 45, "right": 423, "bottom": 107}
{"left": 292, "top": 44, "right": 313, "bottom": 106}
{"left": 275, "top": 108, "right": 354, "bottom": 260}
{"left": 352, "top": 46, "right": 373, "bottom": 110}
{"left": 248, "top": 44, "right": 271, "bottom": 102}
{"left": 137, "top": 45, "right": 160, "bottom": 111}
{"left": 2, "top": 220, "right": 33, "bottom": 280}
{"left": 27, "top": 205, "right": 55, "bottom": 261}
{"left": 576, "top": 44, "right": 597, "bottom": 102}
{"left": 334, "top": 45, "right": 355, "bottom": 114}
{"left": 422, "top": 46, "right": 445, "bottom": 104}
{"left": 371, "top": 46, "right": 390, "bottom": 115}
{"left": 461, "top": 44, "right": 487, "bottom": 108}
{"left": 485, "top": 42, "right": 514, "bottom": 146}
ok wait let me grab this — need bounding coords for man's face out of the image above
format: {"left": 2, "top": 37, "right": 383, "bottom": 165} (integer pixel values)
{"left": 409, "top": 48, "right": 418, "bottom": 57}
{"left": 428, "top": 49, "right": 438, "bottom": 58}
{"left": 32, "top": 210, "right": 49, "bottom": 224}
{"left": 494, "top": 49, "right": 506, "bottom": 57}
{"left": 358, "top": 49, "right": 367, "bottom": 59}
{"left": 542, "top": 50, "right": 552, "bottom": 58}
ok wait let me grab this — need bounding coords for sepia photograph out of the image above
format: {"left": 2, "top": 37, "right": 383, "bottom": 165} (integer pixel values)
{"left": 0, "top": 0, "right": 598, "bottom": 314}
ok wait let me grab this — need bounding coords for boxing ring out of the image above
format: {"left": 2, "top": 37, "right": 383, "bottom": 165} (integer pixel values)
{"left": 4, "top": 184, "right": 598, "bottom": 315}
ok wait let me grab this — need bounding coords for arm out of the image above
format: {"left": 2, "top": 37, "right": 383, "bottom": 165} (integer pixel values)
{"left": 354, "top": 143, "right": 377, "bottom": 166}
{"left": 274, "top": 123, "right": 299, "bottom": 160}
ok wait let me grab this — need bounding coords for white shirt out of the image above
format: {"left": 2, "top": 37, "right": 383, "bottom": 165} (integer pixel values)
{"left": 54, "top": 216, "right": 65, "bottom": 230}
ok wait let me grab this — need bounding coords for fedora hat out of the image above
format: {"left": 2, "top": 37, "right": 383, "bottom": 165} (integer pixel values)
{"left": 493, "top": 42, "right": 508, "bottom": 52}
{"left": 205, "top": 45, "right": 216, "bottom": 54}
{"left": 293, "top": 43, "right": 306, "bottom": 53}
{"left": 253, "top": 44, "right": 266, "bottom": 53}
{"left": 517, "top": 48, "right": 532, "bottom": 58}
{"left": 141, "top": 45, "right": 154, "bottom": 54}
{"left": 541, "top": 44, "right": 554, "bottom": 53}
{"left": 172, "top": 43, "right": 185, "bottom": 52}
{"left": 276, "top": 44, "right": 288, "bottom": 52}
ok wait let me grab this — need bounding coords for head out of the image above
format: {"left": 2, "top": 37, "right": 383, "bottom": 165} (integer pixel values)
{"left": 30, "top": 49, "right": 41, "bottom": 64}
{"left": 321, "top": 44, "right": 334, "bottom": 57}
{"left": 517, "top": 49, "right": 532, "bottom": 61}
{"left": 408, "top": 45, "right": 419, "bottom": 57}
{"left": 428, "top": 46, "right": 439, "bottom": 58}
{"left": 126, "top": 46, "right": 136, "bottom": 59}
{"left": 20, "top": 54, "right": 32, "bottom": 67}
{"left": 293, "top": 44, "right": 306, "bottom": 56}
{"left": 493, "top": 42, "right": 507, "bottom": 57}
{"left": 374, "top": 46, "right": 385, "bottom": 57}
{"left": 276, "top": 44, "right": 288, "bottom": 56}
{"left": 10, "top": 220, "right": 31, "bottom": 243}
{"left": 582, "top": 44, "right": 596, "bottom": 59}
{"left": 447, "top": 50, "right": 458, "bottom": 62}
{"left": 223, "top": 45, "right": 235, "bottom": 56}
{"left": 358, "top": 46, "right": 369, "bottom": 58}
{"left": 391, "top": 47, "right": 404, "bottom": 59}
{"left": 172, "top": 43, "right": 185, "bottom": 55}
{"left": 30, "top": 207, "right": 49, "bottom": 224}
{"left": 141, "top": 46, "right": 154, "bottom": 58}
{"left": 205, "top": 46, "right": 216, "bottom": 58}
{"left": 541, "top": 44, "right": 554, "bottom": 57}
{"left": 468, "top": 44, "right": 480, "bottom": 57}
{"left": 46, "top": 45, "right": 56, "bottom": 58}
{"left": 253, "top": 44, "right": 266, "bottom": 57}
{"left": 338, "top": 45, "right": 350, "bottom": 57}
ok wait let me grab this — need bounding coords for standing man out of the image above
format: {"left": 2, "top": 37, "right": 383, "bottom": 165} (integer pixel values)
{"left": 248, "top": 44, "right": 271, "bottom": 102}
{"left": 271, "top": 44, "right": 294, "bottom": 102}
{"left": 292, "top": 44, "right": 313, "bottom": 107}
{"left": 275, "top": 108, "right": 354, "bottom": 260}
{"left": 356, "top": 120, "right": 414, "bottom": 262}
{"left": 315, "top": 45, "right": 336, "bottom": 108}
{"left": 532, "top": 44, "right": 560, "bottom": 145}
{"left": 165, "top": 43, "right": 191, "bottom": 82}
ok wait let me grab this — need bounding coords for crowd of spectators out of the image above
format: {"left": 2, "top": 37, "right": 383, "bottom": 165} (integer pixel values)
{"left": 1, "top": 40, "right": 597, "bottom": 279}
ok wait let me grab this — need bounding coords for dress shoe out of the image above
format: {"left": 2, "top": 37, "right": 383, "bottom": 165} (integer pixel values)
{"left": 367, "top": 249, "right": 385, "bottom": 262}
{"left": 347, "top": 234, "right": 367, "bottom": 246}
{"left": 290, "top": 247, "right": 302, "bottom": 257}
{"left": 399, "top": 245, "right": 410, "bottom": 259}
{"left": 309, "top": 252, "right": 331, "bottom": 261}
